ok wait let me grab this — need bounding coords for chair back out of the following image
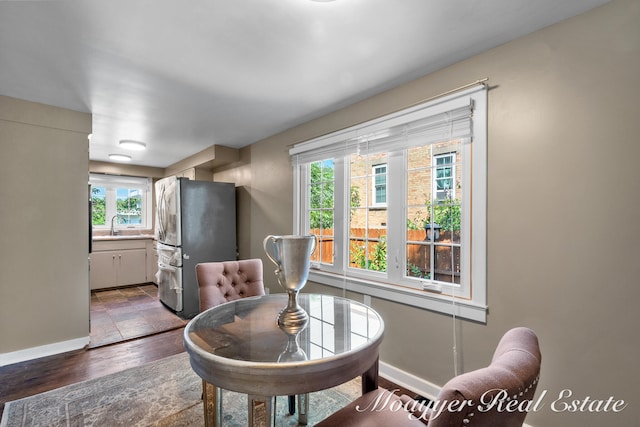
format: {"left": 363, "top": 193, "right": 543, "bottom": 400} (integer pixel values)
{"left": 427, "top": 327, "right": 541, "bottom": 427}
{"left": 195, "top": 259, "right": 266, "bottom": 311}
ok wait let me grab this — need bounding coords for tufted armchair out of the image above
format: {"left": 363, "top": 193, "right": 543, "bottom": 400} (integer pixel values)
{"left": 316, "top": 327, "right": 541, "bottom": 427}
{"left": 195, "top": 259, "right": 266, "bottom": 312}
{"left": 195, "top": 259, "right": 267, "bottom": 425}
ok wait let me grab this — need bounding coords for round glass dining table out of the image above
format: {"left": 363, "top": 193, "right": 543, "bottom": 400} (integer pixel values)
{"left": 183, "top": 293, "right": 384, "bottom": 426}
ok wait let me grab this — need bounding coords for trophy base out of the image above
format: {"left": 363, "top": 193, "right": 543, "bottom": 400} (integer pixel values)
{"left": 277, "top": 306, "right": 309, "bottom": 335}
{"left": 277, "top": 291, "right": 309, "bottom": 335}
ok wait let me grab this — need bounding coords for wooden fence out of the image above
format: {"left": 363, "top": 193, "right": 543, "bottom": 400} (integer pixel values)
{"left": 309, "top": 228, "right": 460, "bottom": 283}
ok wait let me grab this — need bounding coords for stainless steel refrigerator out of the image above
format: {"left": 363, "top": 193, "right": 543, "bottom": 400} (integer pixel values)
{"left": 155, "top": 176, "right": 236, "bottom": 318}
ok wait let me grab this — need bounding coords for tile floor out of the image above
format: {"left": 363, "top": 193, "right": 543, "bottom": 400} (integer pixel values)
{"left": 89, "top": 284, "right": 187, "bottom": 348}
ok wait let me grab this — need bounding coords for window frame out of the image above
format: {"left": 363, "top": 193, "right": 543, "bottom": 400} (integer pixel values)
{"left": 292, "top": 86, "right": 487, "bottom": 322}
{"left": 89, "top": 173, "right": 153, "bottom": 231}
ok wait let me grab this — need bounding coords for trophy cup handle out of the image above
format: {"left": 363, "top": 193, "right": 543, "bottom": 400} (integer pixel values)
{"left": 263, "top": 235, "right": 280, "bottom": 267}
{"left": 310, "top": 234, "right": 318, "bottom": 257}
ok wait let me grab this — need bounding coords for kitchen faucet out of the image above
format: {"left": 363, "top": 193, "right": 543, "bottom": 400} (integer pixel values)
{"left": 110, "top": 215, "right": 119, "bottom": 236}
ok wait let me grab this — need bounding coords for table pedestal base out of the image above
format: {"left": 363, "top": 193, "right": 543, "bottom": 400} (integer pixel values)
{"left": 203, "top": 381, "right": 310, "bottom": 426}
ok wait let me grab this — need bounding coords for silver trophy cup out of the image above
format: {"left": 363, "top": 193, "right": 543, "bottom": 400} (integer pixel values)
{"left": 263, "top": 234, "right": 317, "bottom": 330}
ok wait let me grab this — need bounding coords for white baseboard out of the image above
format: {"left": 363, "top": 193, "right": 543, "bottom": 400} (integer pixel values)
{"left": 379, "top": 360, "right": 534, "bottom": 427}
{"left": 379, "top": 360, "right": 442, "bottom": 401}
{"left": 0, "top": 336, "right": 89, "bottom": 367}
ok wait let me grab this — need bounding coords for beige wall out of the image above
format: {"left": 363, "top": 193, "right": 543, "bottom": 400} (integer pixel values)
{"left": 233, "top": 1, "right": 640, "bottom": 425}
{"left": 0, "top": 96, "right": 91, "bottom": 356}
{"left": 214, "top": 146, "right": 254, "bottom": 259}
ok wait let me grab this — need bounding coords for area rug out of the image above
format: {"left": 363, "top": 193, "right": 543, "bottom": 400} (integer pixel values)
{"left": 1, "top": 352, "right": 361, "bottom": 426}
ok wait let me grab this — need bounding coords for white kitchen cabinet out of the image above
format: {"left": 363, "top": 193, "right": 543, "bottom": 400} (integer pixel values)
{"left": 90, "top": 239, "right": 150, "bottom": 290}
{"left": 90, "top": 250, "right": 119, "bottom": 289}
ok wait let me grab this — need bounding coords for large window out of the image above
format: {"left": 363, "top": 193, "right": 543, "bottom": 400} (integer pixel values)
{"left": 90, "top": 174, "right": 152, "bottom": 231}
{"left": 291, "top": 85, "right": 487, "bottom": 322}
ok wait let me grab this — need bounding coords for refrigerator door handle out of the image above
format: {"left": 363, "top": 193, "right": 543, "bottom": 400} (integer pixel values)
{"left": 158, "top": 262, "right": 177, "bottom": 272}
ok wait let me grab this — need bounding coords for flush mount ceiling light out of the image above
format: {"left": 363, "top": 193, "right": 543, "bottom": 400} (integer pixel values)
{"left": 118, "top": 139, "right": 147, "bottom": 151}
{"left": 108, "top": 153, "right": 132, "bottom": 162}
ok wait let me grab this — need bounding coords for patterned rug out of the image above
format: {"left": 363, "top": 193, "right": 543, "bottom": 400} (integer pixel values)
{"left": 1, "top": 352, "right": 361, "bottom": 426}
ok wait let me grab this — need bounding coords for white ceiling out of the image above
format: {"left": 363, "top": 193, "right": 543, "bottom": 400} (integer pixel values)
{"left": 0, "top": 0, "right": 609, "bottom": 168}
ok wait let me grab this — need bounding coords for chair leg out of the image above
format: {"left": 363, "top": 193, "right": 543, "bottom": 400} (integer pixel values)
{"left": 288, "top": 395, "right": 295, "bottom": 415}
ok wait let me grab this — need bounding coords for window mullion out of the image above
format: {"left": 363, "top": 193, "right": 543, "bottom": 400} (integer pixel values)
{"left": 105, "top": 187, "right": 116, "bottom": 226}
{"left": 293, "top": 160, "right": 303, "bottom": 235}
{"left": 386, "top": 150, "right": 404, "bottom": 283}
{"left": 333, "top": 157, "right": 346, "bottom": 272}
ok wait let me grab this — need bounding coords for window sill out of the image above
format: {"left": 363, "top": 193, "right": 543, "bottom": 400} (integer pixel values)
{"left": 308, "top": 270, "right": 487, "bottom": 323}
{"left": 92, "top": 234, "right": 154, "bottom": 241}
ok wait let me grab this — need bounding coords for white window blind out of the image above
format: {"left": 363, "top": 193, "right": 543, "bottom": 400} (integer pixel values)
{"left": 89, "top": 174, "right": 151, "bottom": 191}
{"left": 290, "top": 90, "right": 476, "bottom": 163}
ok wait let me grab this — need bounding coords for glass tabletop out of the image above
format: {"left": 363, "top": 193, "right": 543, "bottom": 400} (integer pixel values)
{"left": 185, "top": 293, "right": 384, "bottom": 365}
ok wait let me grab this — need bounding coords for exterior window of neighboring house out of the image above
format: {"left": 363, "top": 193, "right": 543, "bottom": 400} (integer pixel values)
{"left": 90, "top": 173, "right": 152, "bottom": 231}
{"left": 371, "top": 164, "right": 387, "bottom": 207}
{"left": 291, "top": 85, "right": 487, "bottom": 322}
{"left": 434, "top": 153, "right": 455, "bottom": 200}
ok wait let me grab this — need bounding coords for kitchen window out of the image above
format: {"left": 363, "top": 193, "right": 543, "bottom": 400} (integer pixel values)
{"left": 90, "top": 174, "right": 152, "bottom": 231}
{"left": 291, "top": 85, "right": 487, "bottom": 322}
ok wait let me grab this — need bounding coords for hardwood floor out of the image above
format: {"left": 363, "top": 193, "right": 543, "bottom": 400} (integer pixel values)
{"left": 1, "top": 290, "right": 420, "bottom": 420}
{"left": 0, "top": 327, "right": 186, "bottom": 419}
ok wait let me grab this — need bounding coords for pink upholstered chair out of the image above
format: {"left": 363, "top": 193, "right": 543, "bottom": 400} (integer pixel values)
{"left": 316, "top": 327, "right": 541, "bottom": 427}
{"left": 195, "top": 258, "right": 266, "bottom": 312}
{"left": 195, "top": 259, "right": 267, "bottom": 423}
